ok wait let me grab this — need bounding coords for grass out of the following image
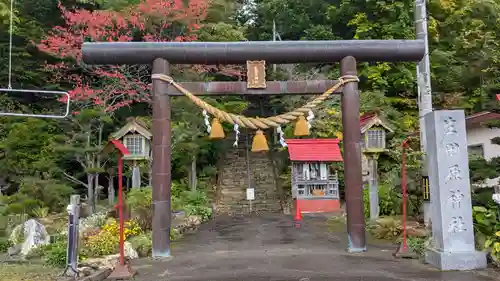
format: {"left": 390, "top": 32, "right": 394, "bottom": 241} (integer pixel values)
{"left": 326, "top": 216, "right": 397, "bottom": 246}
{"left": 0, "top": 263, "right": 59, "bottom": 281}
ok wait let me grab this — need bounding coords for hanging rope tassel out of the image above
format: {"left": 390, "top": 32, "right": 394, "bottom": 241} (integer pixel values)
{"left": 251, "top": 130, "right": 269, "bottom": 152}
{"left": 276, "top": 126, "right": 287, "bottom": 147}
{"left": 306, "top": 110, "right": 315, "bottom": 129}
{"left": 294, "top": 115, "right": 309, "bottom": 136}
{"left": 202, "top": 110, "right": 211, "bottom": 134}
{"left": 209, "top": 118, "right": 225, "bottom": 139}
{"left": 233, "top": 124, "right": 240, "bottom": 147}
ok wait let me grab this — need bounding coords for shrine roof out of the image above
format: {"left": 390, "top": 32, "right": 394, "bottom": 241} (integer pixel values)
{"left": 360, "top": 112, "right": 377, "bottom": 127}
{"left": 360, "top": 112, "right": 393, "bottom": 133}
{"left": 285, "top": 139, "right": 343, "bottom": 162}
{"left": 111, "top": 117, "right": 152, "bottom": 140}
{"left": 466, "top": 111, "right": 500, "bottom": 126}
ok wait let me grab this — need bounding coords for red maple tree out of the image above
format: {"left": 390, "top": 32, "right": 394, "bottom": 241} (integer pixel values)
{"left": 38, "top": 0, "right": 208, "bottom": 112}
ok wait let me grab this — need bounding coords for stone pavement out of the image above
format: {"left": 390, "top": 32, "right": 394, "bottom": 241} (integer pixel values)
{"left": 131, "top": 214, "right": 497, "bottom": 281}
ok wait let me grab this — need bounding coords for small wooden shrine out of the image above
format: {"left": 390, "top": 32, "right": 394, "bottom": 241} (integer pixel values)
{"left": 286, "top": 139, "right": 343, "bottom": 213}
{"left": 360, "top": 113, "right": 392, "bottom": 153}
{"left": 111, "top": 117, "right": 152, "bottom": 161}
{"left": 359, "top": 112, "right": 393, "bottom": 219}
{"left": 111, "top": 117, "right": 153, "bottom": 188}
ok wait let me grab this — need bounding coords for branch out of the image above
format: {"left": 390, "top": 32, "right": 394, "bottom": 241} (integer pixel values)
{"left": 75, "top": 155, "right": 88, "bottom": 170}
{"left": 63, "top": 172, "right": 88, "bottom": 188}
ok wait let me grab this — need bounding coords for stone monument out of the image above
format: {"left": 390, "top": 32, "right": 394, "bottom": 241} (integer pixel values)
{"left": 424, "top": 110, "right": 486, "bottom": 270}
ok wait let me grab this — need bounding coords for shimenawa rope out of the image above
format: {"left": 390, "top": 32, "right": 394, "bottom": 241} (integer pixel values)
{"left": 151, "top": 74, "right": 359, "bottom": 130}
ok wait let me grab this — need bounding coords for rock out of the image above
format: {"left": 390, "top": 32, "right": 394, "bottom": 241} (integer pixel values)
{"left": 81, "top": 254, "right": 120, "bottom": 270}
{"left": 124, "top": 241, "right": 138, "bottom": 259}
{"left": 185, "top": 215, "right": 201, "bottom": 226}
{"left": 7, "top": 244, "right": 22, "bottom": 257}
{"left": 21, "top": 219, "right": 50, "bottom": 256}
{"left": 173, "top": 215, "right": 202, "bottom": 234}
{"left": 79, "top": 266, "right": 94, "bottom": 276}
{"left": 9, "top": 219, "right": 50, "bottom": 256}
{"left": 80, "top": 203, "right": 91, "bottom": 218}
{"left": 407, "top": 226, "right": 428, "bottom": 238}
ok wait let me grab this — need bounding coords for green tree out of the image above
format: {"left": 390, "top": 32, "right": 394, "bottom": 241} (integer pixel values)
{"left": 56, "top": 107, "right": 112, "bottom": 213}
{"left": 0, "top": 115, "right": 62, "bottom": 180}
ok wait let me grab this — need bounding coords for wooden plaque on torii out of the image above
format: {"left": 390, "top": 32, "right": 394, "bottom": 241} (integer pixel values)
{"left": 246, "top": 60, "right": 266, "bottom": 89}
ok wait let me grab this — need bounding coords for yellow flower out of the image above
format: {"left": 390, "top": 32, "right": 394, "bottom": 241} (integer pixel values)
{"left": 82, "top": 218, "right": 143, "bottom": 257}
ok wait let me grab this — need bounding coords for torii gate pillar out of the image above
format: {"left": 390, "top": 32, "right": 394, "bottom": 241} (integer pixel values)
{"left": 151, "top": 58, "right": 172, "bottom": 258}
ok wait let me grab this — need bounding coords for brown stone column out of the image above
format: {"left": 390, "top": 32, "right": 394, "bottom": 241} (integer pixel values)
{"left": 151, "top": 58, "right": 172, "bottom": 258}
{"left": 340, "top": 56, "right": 366, "bottom": 252}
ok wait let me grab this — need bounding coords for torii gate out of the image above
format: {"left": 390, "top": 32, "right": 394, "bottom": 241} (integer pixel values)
{"left": 82, "top": 40, "right": 425, "bottom": 257}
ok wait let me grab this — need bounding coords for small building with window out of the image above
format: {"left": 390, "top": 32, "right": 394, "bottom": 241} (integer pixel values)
{"left": 359, "top": 113, "right": 393, "bottom": 219}
{"left": 465, "top": 111, "right": 500, "bottom": 187}
{"left": 111, "top": 117, "right": 152, "bottom": 161}
{"left": 287, "top": 139, "right": 343, "bottom": 213}
{"left": 111, "top": 117, "right": 152, "bottom": 188}
{"left": 360, "top": 113, "right": 393, "bottom": 153}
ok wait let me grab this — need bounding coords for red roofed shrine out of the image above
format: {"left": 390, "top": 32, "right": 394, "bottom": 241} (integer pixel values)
{"left": 286, "top": 139, "right": 343, "bottom": 162}
{"left": 285, "top": 138, "right": 342, "bottom": 214}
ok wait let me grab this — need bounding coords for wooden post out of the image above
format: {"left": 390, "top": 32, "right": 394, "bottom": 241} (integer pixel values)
{"left": 368, "top": 154, "right": 380, "bottom": 220}
{"left": 63, "top": 194, "right": 80, "bottom": 277}
{"left": 117, "top": 155, "right": 125, "bottom": 265}
{"left": 340, "top": 56, "right": 366, "bottom": 252}
{"left": 151, "top": 58, "right": 172, "bottom": 258}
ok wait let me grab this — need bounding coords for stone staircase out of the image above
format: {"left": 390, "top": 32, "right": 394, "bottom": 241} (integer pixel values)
{"left": 215, "top": 128, "right": 282, "bottom": 214}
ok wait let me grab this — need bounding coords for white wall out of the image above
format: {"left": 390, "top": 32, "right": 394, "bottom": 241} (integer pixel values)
{"left": 467, "top": 125, "right": 500, "bottom": 187}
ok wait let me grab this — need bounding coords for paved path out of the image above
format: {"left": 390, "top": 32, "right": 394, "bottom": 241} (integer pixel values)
{"left": 132, "top": 214, "right": 496, "bottom": 281}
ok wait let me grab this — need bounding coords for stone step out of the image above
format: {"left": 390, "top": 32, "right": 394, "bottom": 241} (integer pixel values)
{"left": 218, "top": 203, "right": 282, "bottom": 209}
{"left": 215, "top": 141, "right": 279, "bottom": 214}
{"left": 219, "top": 198, "right": 280, "bottom": 202}
{"left": 218, "top": 205, "right": 281, "bottom": 214}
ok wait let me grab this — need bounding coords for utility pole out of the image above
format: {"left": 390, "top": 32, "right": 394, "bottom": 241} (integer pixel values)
{"left": 273, "top": 20, "right": 276, "bottom": 73}
{"left": 272, "top": 20, "right": 282, "bottom": 73}
{"left": 415, "top": 0, "right": 433, "bottom": 225}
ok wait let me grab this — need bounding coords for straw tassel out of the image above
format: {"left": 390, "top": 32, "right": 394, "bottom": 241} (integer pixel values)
{"left": 209, "top": 118, "right": 225, "bottom": 139}
{"left": 251, "top": 130, "right": 269, "bottom": 152}
{"left": 294, "top": 115, "right": 309, "bottom": 136}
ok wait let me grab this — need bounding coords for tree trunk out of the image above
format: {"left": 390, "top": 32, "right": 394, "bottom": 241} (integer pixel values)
{"left": 213, "top": 147, "right": 227, "bottom": 213}
{"left": 131, "top": 164, "right": 141, "bottom": 189}
{"left": 94, "top": 173, "right": 100, "bottom": 206}
{"left": 265, "top": 102, "right": 285, "bottom": 211}
{"left": 268, "top": 135, "right": 285, "bottom": 212}
{"left": 87, "top": 173, "right": 95, "bottom": 214}
{"left": 108, "top": 175, "right": 115, "bottom": 205}
{"left": 94, "top": 126, "right": 103, "bottom": 207}
{"left": 188, "top": 155, "right": 197, "bottom": 191}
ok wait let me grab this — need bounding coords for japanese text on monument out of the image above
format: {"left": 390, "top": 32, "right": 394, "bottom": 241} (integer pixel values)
{"left": 442, "top": 116, "right": 465, "bottom": 209}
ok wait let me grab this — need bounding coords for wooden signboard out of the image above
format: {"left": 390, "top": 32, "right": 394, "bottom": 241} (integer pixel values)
{"left": 246, "top": 60, "right": 266, "bottom": 89}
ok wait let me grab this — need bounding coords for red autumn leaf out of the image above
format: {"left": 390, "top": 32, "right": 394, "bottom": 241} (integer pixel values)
{"left": 38, "top": 0, "right": 209, "bottom": 112}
